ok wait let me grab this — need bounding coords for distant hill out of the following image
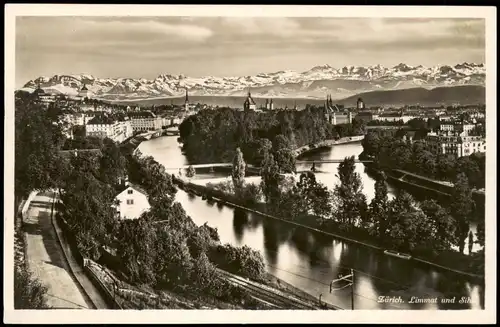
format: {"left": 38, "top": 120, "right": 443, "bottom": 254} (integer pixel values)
{"left": 112, "top": 85, "right": 485, "bottom": 109}
{"left": 110, "top": 95, "right": 325, "bottom": 110}
{"left": 337, "top": 85, "right": 485, "bottom": 107}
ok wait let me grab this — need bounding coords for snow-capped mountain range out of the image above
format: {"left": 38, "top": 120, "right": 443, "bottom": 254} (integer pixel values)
{"left": 20, "top": 62, "right": 485, "bottom": 101}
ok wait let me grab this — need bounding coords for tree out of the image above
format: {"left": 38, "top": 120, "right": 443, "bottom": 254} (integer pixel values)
{"left": 232, "top": 148, "right": 246, "bottom": 194}
{"left": 260, "top": 153, "right": 281, "bottom": 205}
{"left": 129, "top": 154, "right": 177, "bottom": 204}
{"left": 14, "top": 264, "right": 49, "bottom": 309}
{"left": 419, "top": 200, "right": 456, "bottom": 252}
{"left": 15, "top": 100, "right": 66, "bottom": 196}
{"left": 475, "top": 218, "right": 485, "bottom": 248}
{"left": 368, "top": 171, "right": 390, "bottom": 239}
{"left": 295, "top": 172, "right": 331, "bottom": 218}
{"left": 468, "top": 230, "right": 474, "bottom": 255}
{"left": 387, "top": 191, "right": 424, "bottom": 251}
{"left": 436, "top": 154, "right": 456, "bottom": 182}
{"left": 186, "top": 165, "right": 196, "bottom": 178}
{"left": 274, "top": 148, "right": 296, "bottom": 174}
{"left": 99, "top": 138, "right": 127, "bottom": 185}
{"left": 60, "top": 170, "right": 118, "bottom": 259}
{"left": 333, "top": 156, "right": 367, "bottom": 229}
{"left": 450, "top": 173, "right": 474, "bottom": 254}
{"left": 361, "top": 131, "right": 381, "bottom": 157}
{"left": 115, "top": 219, "right": 158, "bottom": 285}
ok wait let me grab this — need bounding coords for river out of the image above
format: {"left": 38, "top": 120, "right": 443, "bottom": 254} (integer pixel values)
{"left": 138, "top": 136, "right": 484, "bottom": 310}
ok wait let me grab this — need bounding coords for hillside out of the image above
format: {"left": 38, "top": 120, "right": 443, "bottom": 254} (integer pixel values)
{"left": 112, "top": 85, "right": 485, "bottom": 109}
{"left": 336, "top": 85, "right": 485, "bottom": 107}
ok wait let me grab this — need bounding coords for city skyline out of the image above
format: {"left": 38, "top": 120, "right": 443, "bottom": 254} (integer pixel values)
{"left": 16, "top": 17, "right": 485, "bottom": 87}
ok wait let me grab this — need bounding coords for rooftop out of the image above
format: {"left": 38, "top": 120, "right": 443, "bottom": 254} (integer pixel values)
{"left": 87, "top": 115, "right": 117, "bottom": 125}
{"left": 116, "top": 183, "right": 149, "bottom": 197}
{"left": 127, "top": 111, "right": 157, "bottom": 119}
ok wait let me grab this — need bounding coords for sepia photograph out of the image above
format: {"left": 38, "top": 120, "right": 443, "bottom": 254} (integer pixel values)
{"left": 4, "top": 4, "right": 496, "bottom": 324}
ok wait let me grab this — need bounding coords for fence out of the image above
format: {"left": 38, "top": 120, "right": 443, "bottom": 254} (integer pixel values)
{"left": 54, "top": 203, "right": 121, "bottom": 309}
{"left": 83, "top": 259, "right": 123, "bottom": 309}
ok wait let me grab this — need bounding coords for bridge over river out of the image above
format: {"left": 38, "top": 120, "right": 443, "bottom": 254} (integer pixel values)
{"left": 165, "top": 159, "right": 373, "bottom": 170}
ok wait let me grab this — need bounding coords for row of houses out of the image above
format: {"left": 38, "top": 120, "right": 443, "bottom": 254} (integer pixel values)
{"left": 425, "top": 133, "right": 486, "bottom": 157}
{"left": 60, "top": 110, "right": 179, "bottom": 143}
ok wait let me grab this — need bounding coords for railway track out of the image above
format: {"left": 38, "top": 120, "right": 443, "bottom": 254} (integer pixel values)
{"left": 217, "top": 269, "right": 324, "bottom": 310}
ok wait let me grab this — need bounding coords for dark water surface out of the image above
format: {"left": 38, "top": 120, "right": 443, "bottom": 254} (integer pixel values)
{"left": 138, "top": 136, "right": 484, "bottom": 310}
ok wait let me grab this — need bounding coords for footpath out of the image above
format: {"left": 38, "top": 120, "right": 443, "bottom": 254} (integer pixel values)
{"left": 23, "top": 190, "right": 109, "bottom": 309}
{"left": 23, "top": 191, "right": 92, "bottom": 309}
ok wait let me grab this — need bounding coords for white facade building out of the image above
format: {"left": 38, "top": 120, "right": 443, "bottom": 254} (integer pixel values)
{"left": 426, "top": 134, "right": 486, "bottom": 157}
{"left": 112, "top": 184, "right": 151, "bottom": 220}
{"left": 86, "top": 115, "right": 133, "bottom": 143}
{"left": 128, "top": 111, "right": 163, "bottom": 132}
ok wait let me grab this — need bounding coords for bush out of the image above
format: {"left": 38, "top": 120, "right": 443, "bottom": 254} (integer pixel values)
{"left": 239, "top": 183, "right": 263, "bottom": 205}
{"left": 14, "top": 264, "right": 49, "bottom": 309}
{"left": 186, "top": 165, "right": 196, "bottom": 178}
{"left": 209, "top": 244, "right": 266, "bottom": 281}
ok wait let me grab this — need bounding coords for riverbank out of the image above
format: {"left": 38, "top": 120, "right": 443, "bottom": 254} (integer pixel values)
{"left": 173, "top": 176, "right": 484, "bottom": 281}
{"left": 362, "top": 163, "right": 485, "bottom": 212}
{"left": 294, "top": 136, "right": 365, "bottom": 158}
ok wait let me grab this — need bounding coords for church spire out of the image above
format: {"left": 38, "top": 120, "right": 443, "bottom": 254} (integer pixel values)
{"left": 185, "top": 88, "right": 189, "bottom": 102}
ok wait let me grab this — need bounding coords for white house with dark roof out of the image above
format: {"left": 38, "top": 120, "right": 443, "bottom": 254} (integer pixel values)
{"left": 112, "top": 180, "right": 151, "bottom": 220}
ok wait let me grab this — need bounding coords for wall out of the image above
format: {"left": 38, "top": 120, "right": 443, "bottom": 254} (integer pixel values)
{"left": 115, "top": 187, "right": 151, "bottom": 220}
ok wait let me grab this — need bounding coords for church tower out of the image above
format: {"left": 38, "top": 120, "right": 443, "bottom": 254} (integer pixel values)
{"left": 184, "top": 88, "right": 189, "bottom": 111}
{"left": 357, "top": 97, "right": 365, "bottom": 110}
{"left": 243, "top": 89, "right": 257, "bottom": 111}
{"left": 269, "top": 99, "right": 274, "bottom": 110}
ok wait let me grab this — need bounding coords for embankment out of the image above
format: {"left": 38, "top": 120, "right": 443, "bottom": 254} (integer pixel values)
{"left": 294, "top": 135, "right": 365, "bottom": 158}
{"left": 172, "top": 175, "right": 484, "bottom": 281}
{"left": 363, "top": 163, "right": 485, "bottom": 205}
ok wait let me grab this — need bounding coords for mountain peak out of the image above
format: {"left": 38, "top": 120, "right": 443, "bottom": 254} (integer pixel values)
{"left": 20, "top": 62, "right": 485, "bottom": 101}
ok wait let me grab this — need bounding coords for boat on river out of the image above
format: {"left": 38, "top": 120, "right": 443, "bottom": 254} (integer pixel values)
{"left": 384, "top": 250, "right": 412, "bottom": 260}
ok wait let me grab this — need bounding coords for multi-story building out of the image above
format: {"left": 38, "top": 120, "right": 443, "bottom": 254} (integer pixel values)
{"left": 354, "top": 111, "right": 379, "bottom": 123}
{"left": 439, "top": 121, "right": 476, "bottom": 136}
{"left": 33, "top": 86, "right": 56, "bottom": 105}
{"left": 426, "top": 133, "right": 486, "bottom": 157}
{"left": 127, "top": 111, "right": 163, "bottom": 132}
{"left": 86, "top": 115, "right": 133, "bottom": 143}
{"left": 377, "top": 112, "right": 415, "bottom": 123}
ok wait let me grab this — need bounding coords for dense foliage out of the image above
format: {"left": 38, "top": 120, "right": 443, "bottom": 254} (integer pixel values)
{"left": 179, "top": 107, "right": 364, "bottom": 167}
{"left": 361, "top": 129, "right": 486, "bottom": 189}
{"left": 14, "top": 264, "right": 50, "bottom": 309}
{"left": 15, "top": 99, "right": 66, "bottom": 197}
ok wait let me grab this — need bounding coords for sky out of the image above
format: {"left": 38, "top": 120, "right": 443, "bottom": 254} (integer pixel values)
{"left": 15, "top": 16, "right": 485, "bottom": 87}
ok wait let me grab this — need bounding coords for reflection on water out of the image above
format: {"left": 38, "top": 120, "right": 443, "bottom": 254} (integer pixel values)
{"left": 139, "top": 136, "right": 484, "bottom": 310}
